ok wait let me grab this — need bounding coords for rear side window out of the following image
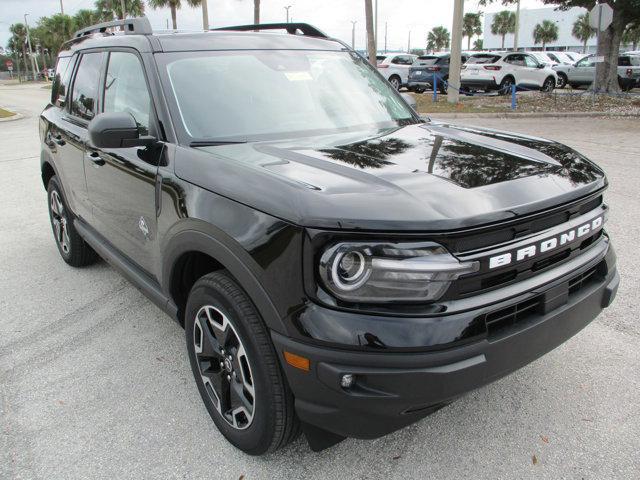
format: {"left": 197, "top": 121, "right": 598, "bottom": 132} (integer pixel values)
{"left": 51, "top": 56, "right": 74, "bottom": 107}
{"left": 103, "top": 52, "right": 151, "bottom": 135}
{"left": 467, "top": 54, "right": 501, "bottom": 64}
{"left": 70, "top": 52, "right": 103, "bottom": 121}
{"left": 391, "top": 55, "right": 414, "bottom": 65}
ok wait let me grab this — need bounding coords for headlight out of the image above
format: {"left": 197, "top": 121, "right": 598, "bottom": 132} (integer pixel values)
{"left": 318, "top": 241, "right": 479, "bottom": 303}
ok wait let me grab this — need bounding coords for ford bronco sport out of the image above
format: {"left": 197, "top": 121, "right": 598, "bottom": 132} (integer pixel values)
{"left": 40, "top": 18, "right": 619, "bottom": 455}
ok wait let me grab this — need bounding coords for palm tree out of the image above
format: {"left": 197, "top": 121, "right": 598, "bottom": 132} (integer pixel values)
{"left": 148, "top": 0, "right": 202, "bottom": 30}
{"left": 622, "top": 22, "right": 640, "bottom": 50}
{"left": 73, "top": 9, "right": 101, "bottom": 30}
{"left": 473, "top": 38, "right": 484, "bottom": 51}
{"left": 427, "top": 26, "right": 450, "bottom": 52}
{"left": 571, "top": 13, "right": 595, "bottom": 54}
{"left": 96, "top": 0, "right": 145, "bottom": 21}
{"left": 533, "top": 20, "right": 559, "bottom": 51}
{"left": 462, "top": 13, "right": 482, "bottom": 51}
{"left": 7, "top": 23, "right": 28, "bottom": 77}
{"left": 491, "top": 10, "right": 515, "bottom": 50}
{"left": 238, "top": 0, "right": 261, "bottom": 24}
{"left": 364, "top": 0, "right": 376, "bottom": 65}
{"left": 33, "top": 14, "right": 75, "bottom": 58}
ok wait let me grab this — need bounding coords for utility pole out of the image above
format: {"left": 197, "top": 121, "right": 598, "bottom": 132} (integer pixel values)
{"left": 23, "top": 14, "right": 39, "bottom": 80}
{"left": 285, "top": 5, "right": 292, "bottom": 23}
{"left": 407, "top": 30, "right": 411, "bottom": 53}
{"left": 448, "top": 0, "right": 464, "bottom": 104}
{"left": 201, "top": 0, "right": 209, "bottom": 29}
{"left": 384, "top": 21, "right": 387, "bottom": 53}
{"left": 120, "top": 0, "right": 126, "bottom": 19}
{"left": 59, "top": 0, "right": 64, "bottom": 15}
{"left": 351, "top": 21, "right": 357, "bottom": 49}
{"left": 513, "top": 0, "right": 521, "bottom": 51}
{"left": 374, "top": 0, "right": 378, "bottom": 53}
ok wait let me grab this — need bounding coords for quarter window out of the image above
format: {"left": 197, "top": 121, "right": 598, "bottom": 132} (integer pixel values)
{"left": 103, "top": 52, "right": 151, "bottom": 135}
{"left": 70, "top": 52, "right": 103, "bottom": 121}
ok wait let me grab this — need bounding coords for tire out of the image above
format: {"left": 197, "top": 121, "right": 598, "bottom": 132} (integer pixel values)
{"left": 185, "top": 271, "right": 299, "bottom": 455}
{"left": 389, "top": 75, "right": 401, "bottom": 90}
{"left": 569, "top": 83, "right": 580, "bottom": 90}
{"left": 438, "top": 76, "right": 448, "bottom": 95}
{"left": 498, "top": 76, "right": 514, "bottom": 96}
{"left": 618, "top": 76, "right": 633, "bottom": 92}
{"left": 556, "top": 72, "right": 567, "bottom": 89}
{"left": 46, "top": 176, "right": 97, "bottom": 267}
{"left": 541, "top": 76, "right": 555, "bottom": 93}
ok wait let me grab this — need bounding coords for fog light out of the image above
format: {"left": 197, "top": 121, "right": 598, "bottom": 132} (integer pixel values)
{"left": 340, "top": 374, "right": 355, "bottom": 388}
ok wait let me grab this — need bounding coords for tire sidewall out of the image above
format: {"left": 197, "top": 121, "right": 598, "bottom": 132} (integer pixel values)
{"left": 185, "top": 280, "right": 279, "bottom": 454}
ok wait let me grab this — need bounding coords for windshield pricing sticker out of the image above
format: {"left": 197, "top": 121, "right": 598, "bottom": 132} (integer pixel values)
{"left": 284, "top": 71, "right": 313, "bottom": 82}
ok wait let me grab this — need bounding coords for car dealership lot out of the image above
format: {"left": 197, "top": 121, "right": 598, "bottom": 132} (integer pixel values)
{"left": 1, "top": 82, "right": 639, "bottom": 479}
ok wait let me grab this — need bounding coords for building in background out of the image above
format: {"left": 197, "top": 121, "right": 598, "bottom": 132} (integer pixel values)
{"left": 484, "top": 7, "right": 596, "bottom": 53}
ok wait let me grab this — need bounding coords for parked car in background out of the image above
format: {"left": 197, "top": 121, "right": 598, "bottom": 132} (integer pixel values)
{"left": 376, "top": 53, "right": 417, "bottom": 90}
{"left": 407, "top": 53, "right": 470, "bottom": 94}
{"left": 461, "top": 52, "right": 557, "bottom": 94}
{"left": 528, "top": 51, "right": 559, "bottom": 67}
{"left": 554, "top": 54, "right": 640, "bottom": 90}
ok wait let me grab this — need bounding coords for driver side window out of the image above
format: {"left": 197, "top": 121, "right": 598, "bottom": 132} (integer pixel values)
{"left": 103, "top": 51, "right": 151, "bottom": 135}
{"left": 576, "top": 57, "right": 593, "bottom": 67}
{"left": 524, "top": 56, "right": 538, "bottom": 68}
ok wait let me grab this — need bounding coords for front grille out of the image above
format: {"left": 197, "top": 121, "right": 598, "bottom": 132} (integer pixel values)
{"left": 481, "top": 264, "right": 602, "bottom": 338}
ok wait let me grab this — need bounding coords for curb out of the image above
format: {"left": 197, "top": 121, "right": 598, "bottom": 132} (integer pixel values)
{"left": 423, "top": 111, "right": 640, "bottom": 120}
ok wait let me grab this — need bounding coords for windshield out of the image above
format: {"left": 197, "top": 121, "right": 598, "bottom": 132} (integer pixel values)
{"left": 159, "top": 50, "right": 415, "bottom": 143}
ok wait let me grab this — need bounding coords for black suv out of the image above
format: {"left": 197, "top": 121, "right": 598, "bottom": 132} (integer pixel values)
{"left": 41, "top": 18, "right": 619, "bottom": 455}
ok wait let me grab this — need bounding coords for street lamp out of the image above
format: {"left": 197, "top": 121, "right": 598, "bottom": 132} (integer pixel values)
{"left": 23, "top": 13, "right": 39, "bottom": 79}
{"left": 284, "top": 5, "right": 292, "bottom": 23}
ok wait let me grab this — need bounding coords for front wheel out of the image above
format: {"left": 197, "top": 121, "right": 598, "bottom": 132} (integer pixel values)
{"left": 185, "top": 271, "right": 299, "bottom": 455}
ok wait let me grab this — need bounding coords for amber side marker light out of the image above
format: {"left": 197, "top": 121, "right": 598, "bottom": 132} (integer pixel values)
{"left": 283, "top": 351, "right": 310, "bottom": 372}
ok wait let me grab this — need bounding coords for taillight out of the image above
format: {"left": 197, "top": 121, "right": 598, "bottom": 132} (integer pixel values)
{"left": 378, "top": 64, "right": 388, "bottom": 68}
{"left": 427, "top": 66, "right": 441, "bottom": 72}
{"left": 461, "top": 65, "right": 467, "bottom": 70}
{"left": 484, "top": 65, "right": 502, "bottom": 71}
{"left": 627, "top": 68, "right": 633, "bottom": 77}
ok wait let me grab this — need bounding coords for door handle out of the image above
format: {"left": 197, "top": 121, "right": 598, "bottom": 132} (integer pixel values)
{"left": 87, "top": 151, "right": 105, "bottom": 167}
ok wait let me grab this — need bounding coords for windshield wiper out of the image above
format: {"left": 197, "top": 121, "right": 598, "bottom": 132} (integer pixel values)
{"left": 190, "top": 140, "right": 248, "bottom": 147}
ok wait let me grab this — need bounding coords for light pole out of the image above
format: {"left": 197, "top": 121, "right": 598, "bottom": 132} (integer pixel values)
{"left": 448, "top": 0, "right": 464, "bottom": 104}
{"left": 384, "top": 21, "right": 387, "bottom": 53}
{"left": 59, "top": 0, "right": 64, "bottom": 15}
{"left": 407, "top": 30, "right": 411, "bottom": 53}
{"left": 23, "top": 14, "right": 39, "bottom": 79}
{"left": 284, "top": 5, "right": 292, "bottom": 23}
{"left": 351, "top": 21, "right": 357, "bottom": 49}
{"left": 513, "top": 0, "right": 521, "bottom": 51}
{"left": 374, "top": 0, "right": 378, "bottom": 53}
{"left": 201, "top": 0, "right": 209, "bottom": 30}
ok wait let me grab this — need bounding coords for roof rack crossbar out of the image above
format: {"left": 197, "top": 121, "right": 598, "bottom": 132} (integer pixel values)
{"left": 212, "top": 23, "right": 328, "bottom": 38}
{"left": 73, "top": 17, "right": 153, "bottom": 38}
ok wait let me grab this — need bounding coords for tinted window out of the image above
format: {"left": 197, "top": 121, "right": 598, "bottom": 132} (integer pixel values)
{"left": 70, "top": 53, "right": 103, "bottom": 121}
{"left": 467, "top": 54, "right": 501, "bottom": 64}
{"left": 416, "top": 56, "right": 438, "bottom": 65}
{"left": 547, "top": 53, "right": 560, "bottom": 63}
{"left": 504, "top": 54, "right": 525, "bottom": 66}
{"left": 103, "top": 52, "right": 151, "bottom": 135}
{"left": 52, "top": 56, "right": 74, "bottom": 107}
{"left": 618, "top": 56, "right": 631, "bottom": 66}
{"left": 391, "top": 55, "right": 414, "bottom": 65}
{"left": 376, "top": 55, "right": 387, "bottom": 62}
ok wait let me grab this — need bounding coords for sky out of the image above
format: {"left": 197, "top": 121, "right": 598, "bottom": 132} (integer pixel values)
{"left": 1, "top": 0, "right": 550, "bottom": 53}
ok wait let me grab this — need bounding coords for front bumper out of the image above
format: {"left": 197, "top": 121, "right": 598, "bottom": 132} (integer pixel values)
{"left": 273, "top": 245, "right": 618, "bottom": 442}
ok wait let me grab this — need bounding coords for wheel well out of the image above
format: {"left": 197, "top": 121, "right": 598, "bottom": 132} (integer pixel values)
{"left": 557, "top": 71, "right": 567, "bottom": 78}
{"left": 502, "top": 75, "right": 515, "bottom": 83}
{"left": 389, "top": 74, "right": 401, "bottom": 81}
{"left": 42, "top": 161, "right": 55, "bottom": 189}
{"left": 170, "top": 251, "right": 224, "bottom": 325}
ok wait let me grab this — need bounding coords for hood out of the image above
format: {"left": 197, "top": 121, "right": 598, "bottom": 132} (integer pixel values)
{"left": 177, "top": 122, "right": 605, "bottom": 231}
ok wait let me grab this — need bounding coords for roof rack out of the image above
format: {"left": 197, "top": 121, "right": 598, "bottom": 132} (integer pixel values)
{"left": 73, "top": 16, "right": 153, "bottom": 38}
{"left": 212, "top": 23, "right": 328, "bottom": 39}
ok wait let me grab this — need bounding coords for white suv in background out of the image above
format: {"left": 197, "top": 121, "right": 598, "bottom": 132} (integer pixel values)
{"left": 376, "top": 53, "right": 418, "bottom": 90}
{"left": 461, "top": 52, "right": 558, "bottom": 94}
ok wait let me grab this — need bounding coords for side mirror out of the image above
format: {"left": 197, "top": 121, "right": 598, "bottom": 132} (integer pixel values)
{"left": 401, "top": 92, "right": 417, "bottom": 111}
{"left": 537, "top": 63, "right": 546, "bottom": 69}
{"left": 88, "top": 112, "right": 155, "bottom": 148}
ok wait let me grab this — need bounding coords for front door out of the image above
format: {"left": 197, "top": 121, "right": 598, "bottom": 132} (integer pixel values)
{"left": 85, "top": 50, "right": 161, "bottom": 277}
{"left": 571, "top": 56, "right": 595, "bottom": 85}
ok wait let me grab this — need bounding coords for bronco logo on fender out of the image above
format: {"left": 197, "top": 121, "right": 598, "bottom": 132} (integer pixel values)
{"left": 489, "top": 215, "right": 604, "bottom": 269}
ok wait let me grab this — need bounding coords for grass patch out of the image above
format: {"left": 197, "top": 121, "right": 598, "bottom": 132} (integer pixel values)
{"left": 0, "top": 107, "right": 16, "bottom": 118}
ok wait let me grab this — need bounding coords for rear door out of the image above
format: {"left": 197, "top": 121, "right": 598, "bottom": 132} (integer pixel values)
{"left": 84, "top": 49, "right": 161, "bottom": 276}
{"left": 54, "top": 52, "right": 104, "bottom": 221}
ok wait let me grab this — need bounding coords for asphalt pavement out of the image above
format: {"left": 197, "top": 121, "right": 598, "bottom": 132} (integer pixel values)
{"left": 1, "top": 82, "right": 639, "bottom": 479}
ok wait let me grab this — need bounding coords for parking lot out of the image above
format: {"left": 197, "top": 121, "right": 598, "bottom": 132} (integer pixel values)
{"left": 1, "top": 82, "right": 639, "bottom": 479}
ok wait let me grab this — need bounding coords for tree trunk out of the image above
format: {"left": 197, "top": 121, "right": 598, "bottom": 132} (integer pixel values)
{"left": 501, "top": 35, "right": 505, "bottom": 49}
{"left": 171, "top": 5, "right": 177, "bottom": 30}
{"left": 251, "top": 0, "right": 260, "bottom": 32}
{"left": 467, "top": 36, "right": 471, "bottom": 50}
{"left": 591, "top": 9, "right": 625, "bottom": 93}
{"left": 364, "top": 0, "right": 376, "bottom": 66}
{"left": 583, "top": 39, "right": 587, "bottom": 54}
{"left": 543, "top": 42, "right": 546, "bottom": 51}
